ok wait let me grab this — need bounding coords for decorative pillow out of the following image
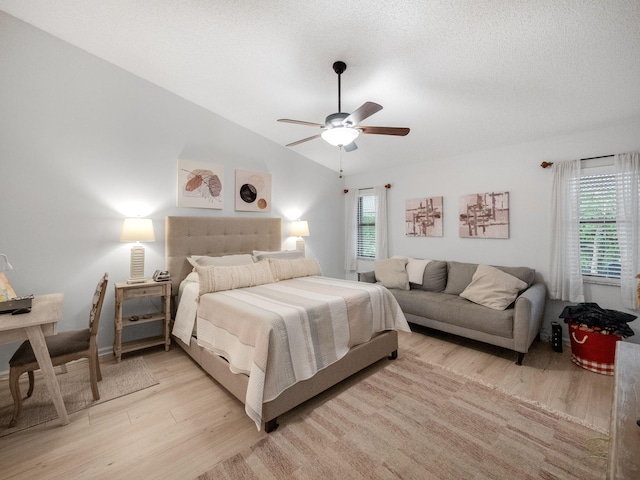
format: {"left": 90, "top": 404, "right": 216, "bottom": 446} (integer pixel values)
{"left": 268, "top": 257, "right": 322, "bottom": 281}
{"left": 394, "top": 257, "right": 431, "bottom": 285}
{"left": 420, "top": 260, "right": 448, "bottom": 292}
{"left": 253, "top": 250, "right": 304, "bottom": 261}
{"left": 443, "top": 261, "right": 478, "bottom": 295}
{"left": 197, "top": 260, "right": 275, "bottom": 295}
{"left": 459, "top": 264, "right": 528, "bottom": 310}
{"left": 374, "top": 257, "right": 410, "bottom": 290}
{"left": 187, "top": 254, "right": 255, "bottom": 267}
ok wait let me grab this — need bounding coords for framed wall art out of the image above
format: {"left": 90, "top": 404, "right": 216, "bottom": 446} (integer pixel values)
{"left": 235, "top": 169, "right": 272, "bottom": 212}
{"left": 459, "top": 191, "right": 509, "bottom": 238}
{"left": 176, "top": 159, "right": 224, "bottom": 209}
{"left": 406, "top": 196, "right": 443, "bottom": 237}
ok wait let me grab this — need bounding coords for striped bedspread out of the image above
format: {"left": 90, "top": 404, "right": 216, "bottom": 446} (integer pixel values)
{"left": 195, "top": 276, "right": 410, "bottom": 429}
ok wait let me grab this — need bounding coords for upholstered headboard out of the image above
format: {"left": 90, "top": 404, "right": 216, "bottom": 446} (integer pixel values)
{"left": 165, "top": 216, "right": 282, "bottom": 294}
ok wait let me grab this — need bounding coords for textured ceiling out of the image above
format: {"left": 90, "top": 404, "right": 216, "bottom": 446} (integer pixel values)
{"left": 2, "top": 0, "right": 640, "bottom": 175}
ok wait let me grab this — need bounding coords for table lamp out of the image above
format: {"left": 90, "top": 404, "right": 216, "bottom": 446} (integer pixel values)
{"left": 290, "top": 220, "right": 310, "bottom": 255}
{"left": 120, "top": 218, "right": 155, "bottom": 284}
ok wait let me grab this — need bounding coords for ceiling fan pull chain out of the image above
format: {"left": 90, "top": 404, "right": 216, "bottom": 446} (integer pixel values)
{"left": 339, "top": 147, "right": 344, "bottom": 178}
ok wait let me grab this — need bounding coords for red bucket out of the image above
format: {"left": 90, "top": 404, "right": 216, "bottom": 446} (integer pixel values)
{"left": 568, "top": 322, "right": 622, "bottom": 375}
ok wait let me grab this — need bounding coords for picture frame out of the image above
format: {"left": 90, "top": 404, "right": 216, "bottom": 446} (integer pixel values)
{"left": 235, "top": 169, "right": 272, "bottom": 212}
{"left": 176, "top": 159, "right": 224, "bottom": 209}
{"left": 459, "top": 191, "right": 509, "bottom": 238}
{"left": 406, "top": 197, "right": 443, "bottom": 237}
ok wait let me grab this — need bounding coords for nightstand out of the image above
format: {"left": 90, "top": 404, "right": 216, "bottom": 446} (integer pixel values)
{"left": 113, "top": 280, "right": 171, "bottom": 362}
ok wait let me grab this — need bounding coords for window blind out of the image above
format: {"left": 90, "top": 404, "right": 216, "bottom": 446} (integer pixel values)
{"left": 579, "top": 173, "right": 620, "bottom": 279}
{"left": 357, "top": 194, "right": 376, "bottom": 258}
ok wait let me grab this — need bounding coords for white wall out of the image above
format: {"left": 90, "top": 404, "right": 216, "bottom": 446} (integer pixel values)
{"left": 0, "top": 13, "right": 345, "bottom": 369}
{"left": 346, "top": 119, "right": 640, "bottom": 344}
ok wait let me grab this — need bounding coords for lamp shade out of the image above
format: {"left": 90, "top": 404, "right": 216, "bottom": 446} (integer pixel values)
{"left": 321, "top": 127, "right": 359, "bottom": 147}
{"left": 120, "top": 218, "right": 155, "bottom": 242}
{"left": 291, "top": 220, "right": 310, "bottom": 237}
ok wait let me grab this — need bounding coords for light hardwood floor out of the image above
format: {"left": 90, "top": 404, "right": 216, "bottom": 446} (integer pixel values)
{"left": 0, "top": 328, "right": 614, "bottom": 479}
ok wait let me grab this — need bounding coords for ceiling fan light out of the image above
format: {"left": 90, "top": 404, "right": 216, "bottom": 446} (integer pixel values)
{"left": 321, "top": 127, "right": 360, "bottom": 147}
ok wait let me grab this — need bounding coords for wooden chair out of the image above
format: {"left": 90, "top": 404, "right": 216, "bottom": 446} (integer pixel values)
{"left": 8, "top": 273, "right": 109, "bottom": 427}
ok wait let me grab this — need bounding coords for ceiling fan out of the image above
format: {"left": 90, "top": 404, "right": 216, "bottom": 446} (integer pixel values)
{"left": 278, "top": 61, "right": 410, "bottom": 152}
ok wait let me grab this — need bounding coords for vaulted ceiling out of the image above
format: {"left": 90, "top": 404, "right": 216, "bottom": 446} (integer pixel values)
{"left": 2, "top": 1, "right": 640, "bottom": 175}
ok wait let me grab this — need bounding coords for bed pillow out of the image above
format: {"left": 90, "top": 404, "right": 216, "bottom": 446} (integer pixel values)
{"left": 459, "top": 264, "right": 527, "bottom": 310}
{"left": 196, "top": 260, "right": 275, "bottom": 295}
{"left": 253, "top": 250, "right": 304, "bottom": 261}
{"left": 268, "top": 257, "right": 322, "bottom": 281}
{"left": 374, "top": 257, "right": 410, "bottom": 290}
{"left": 187, "top": 253, "right": 255, "bottom": 267}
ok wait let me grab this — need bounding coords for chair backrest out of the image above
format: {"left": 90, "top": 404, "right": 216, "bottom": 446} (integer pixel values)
{"left": 89, "top": 273, "right": 109, "bottom": 336}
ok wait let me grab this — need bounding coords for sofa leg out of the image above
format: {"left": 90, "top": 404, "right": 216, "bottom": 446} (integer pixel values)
{"left": 265, "top": 418, "right": 279, "bottom": 433}
{"left": 516, "top": 352, "right": 524, "bottom": 365}
{"left": 388, "top": 350, "right": 398, "bottom": 360}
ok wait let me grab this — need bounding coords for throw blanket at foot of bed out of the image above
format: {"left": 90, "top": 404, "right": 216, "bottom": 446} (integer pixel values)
{"left": 195, "top": 276, "right": 410, "bottom": 429}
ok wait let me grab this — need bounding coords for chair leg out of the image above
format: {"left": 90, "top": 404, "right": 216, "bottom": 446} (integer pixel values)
{"left": 27, "top": 371, "right": 35, "bottom": 398}
{"left": 95, "top": 351, "right": 102, "bottom": 382}
{"left": 9, "top": 368, "right": 23, "bottom": 428}
{"left": 88, "top": 355, "right": 100, "bottom": 401}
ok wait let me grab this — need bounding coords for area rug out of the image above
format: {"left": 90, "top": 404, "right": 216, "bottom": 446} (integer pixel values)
{"left": 198, "top": 354, "right": 608, "bottom": 480}
{"left": 0, "top": 356, "right": 158, "bottom": 436}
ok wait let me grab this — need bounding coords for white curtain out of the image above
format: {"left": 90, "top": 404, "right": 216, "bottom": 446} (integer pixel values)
{"left": 373, "top": 185, "right": 389, "bottom": 260}
{"left": 615, "top": 151, "right": 640, "bottom": 309}
{"left": 549, "top": 159, "right": 585, "bottom": 302}
{"left": 344, "top": 189, "right": 359, "bottom": 272}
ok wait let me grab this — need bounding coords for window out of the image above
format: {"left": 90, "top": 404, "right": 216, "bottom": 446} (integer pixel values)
{"left": 357, "top": 194, "right": 376, "bottom": 258}
{"left": 579, "top": 172, "right": 621, "bottom": 280}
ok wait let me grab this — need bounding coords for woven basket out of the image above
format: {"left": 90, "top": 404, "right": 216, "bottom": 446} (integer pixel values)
{"left": 568, "top": 321, "right": 622, "bottom": 375}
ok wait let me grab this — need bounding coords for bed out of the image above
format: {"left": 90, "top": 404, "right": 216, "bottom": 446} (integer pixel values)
{"left": 165, "top": 216, "right": 409, "bottom": 432}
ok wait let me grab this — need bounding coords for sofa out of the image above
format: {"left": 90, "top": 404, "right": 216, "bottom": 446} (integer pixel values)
{"left": 359, "top": 257, "right": 547, "bottom": 364}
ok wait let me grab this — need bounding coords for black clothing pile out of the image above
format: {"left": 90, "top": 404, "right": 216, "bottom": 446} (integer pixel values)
{"left": 559, "top": 302, "right": 636, "bottom": 338}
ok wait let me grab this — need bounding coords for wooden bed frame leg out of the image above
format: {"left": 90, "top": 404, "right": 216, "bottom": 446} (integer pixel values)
{"left": 388, "top": 350, "right": 398, "bottom": 360}
{"left": 265, "top": 418, "right": 279, "bottom": 433}
{"left": 516, "top": 352, "right": 524, "bottom": 365}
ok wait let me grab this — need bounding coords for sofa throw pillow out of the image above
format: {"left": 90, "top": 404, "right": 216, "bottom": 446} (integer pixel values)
{"left": 460, "top": 264, "right": 528, "bottom": 310}
{"left": 443, "top": 261, "right": 478, "bottom": 295}
{"left": 188, "top": 253, "right": 255, "bottom": 267}
{"left": 268, "top": 257, "right": 322, "bottom": 281}
{"left": 374, "top": 257, "right": 410, "bottom": 290}
{"left": 420, "top": 260, "right": 448, "bottom": 292}
{"left": 406, "top": 258, "right": 431, "bottom": 285}
{"left": 197, "top": 260, "right": 275, "bottom": 295}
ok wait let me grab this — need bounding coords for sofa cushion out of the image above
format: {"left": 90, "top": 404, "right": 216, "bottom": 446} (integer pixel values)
{"left": 443, "top": 261, "right": 478, "bottom": 295}
{"left": 374, "top": 257, "right": 410, "bottom": 290}
{"left": 391, "top": 289, "right": 514, "bottom": 338}
{"left": 443, "top": 261, "right": 536, "bottom": 295}
{"left": 418, "top": 260, "right": 448, "bottom": 292}
{"left": 459, "top": 264, "right": 528, "bottom": 310}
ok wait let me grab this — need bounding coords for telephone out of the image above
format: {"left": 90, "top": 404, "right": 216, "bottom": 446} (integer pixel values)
{"left": 153, "top": 270, "right": 170, "bottom": 282}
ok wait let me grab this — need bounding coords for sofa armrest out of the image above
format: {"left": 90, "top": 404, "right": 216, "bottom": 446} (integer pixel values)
{"left": 359, "top": 271, "right": 376, "bottom": 283}
{"left": 512, "top": 280, "right": 547, "bottom": 353}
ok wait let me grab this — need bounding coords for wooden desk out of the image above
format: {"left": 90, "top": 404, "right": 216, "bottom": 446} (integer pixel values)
{"left": 607, "top": 341, "right": 640, "bottom": 479}
{"left": 0, "top": 294, "right": 68, "bottom": 426}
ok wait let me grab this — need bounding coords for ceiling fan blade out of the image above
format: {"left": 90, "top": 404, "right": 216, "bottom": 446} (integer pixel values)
{"left": 359, "top": 126, "right": 410, "bottom": 136}
{"left": 342, "top": 102, "right": 383, "bottom": 127}
{"left": 344, "top": 141, "right": 358, "bottom": 153}
{"left": 278, "top": 119, "right": 324, "bottom": 128}
{"left": 285, "top": 134, "right": 322, "bottom": 147}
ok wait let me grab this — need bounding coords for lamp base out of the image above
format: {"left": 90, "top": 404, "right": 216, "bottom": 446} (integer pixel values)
{"left": 296, "top": 238, "right": 305, "bottom": 256}
{"left": 127, "top": 244, "right": 146, "bottom": 284}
